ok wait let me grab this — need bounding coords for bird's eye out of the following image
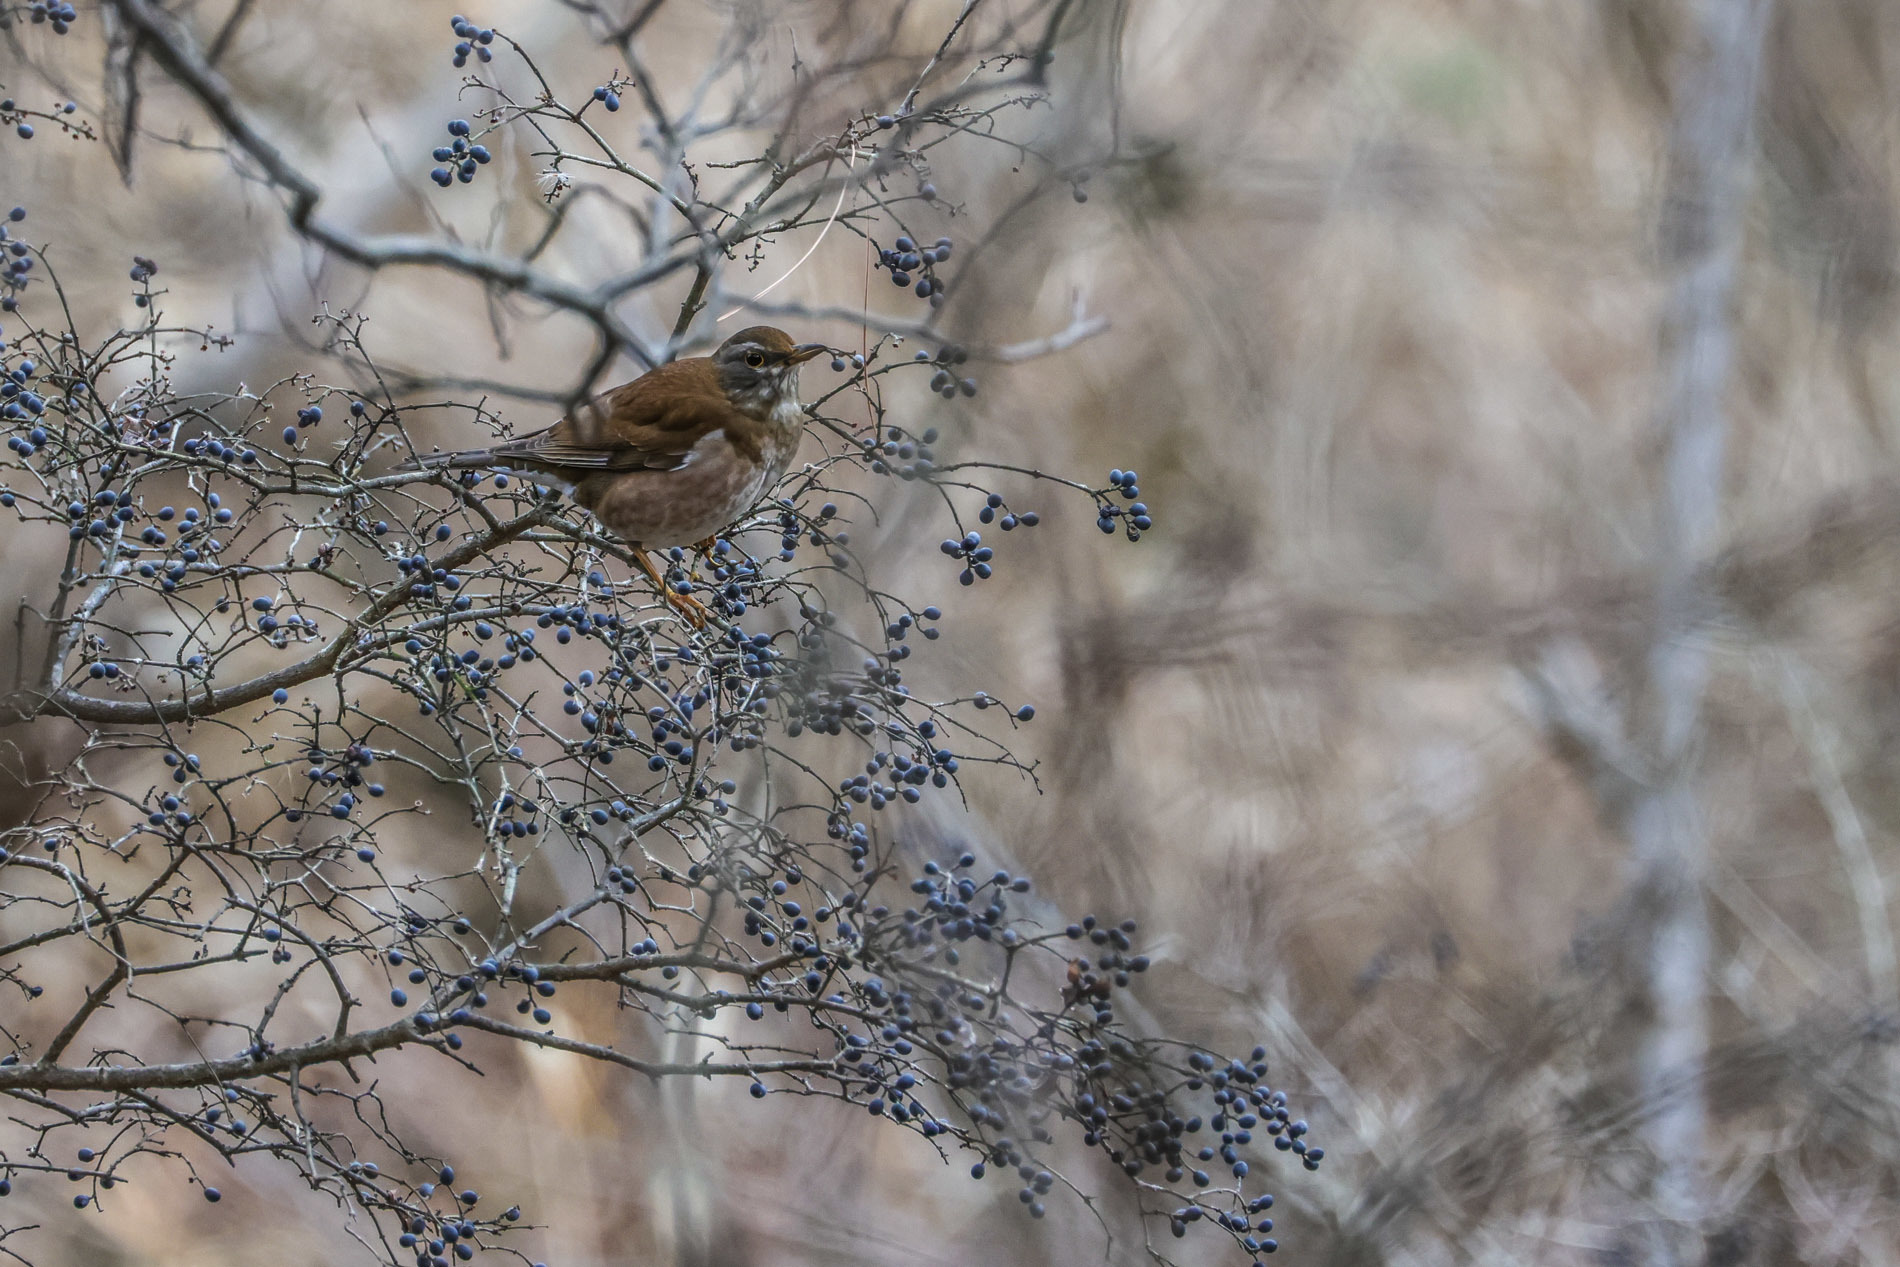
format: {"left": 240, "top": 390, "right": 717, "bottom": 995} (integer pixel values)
{"left": 744, "top": 351, "right": 765, "bottom": 368}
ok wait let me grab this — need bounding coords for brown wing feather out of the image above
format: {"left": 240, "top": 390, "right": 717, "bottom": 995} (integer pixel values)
{"left": 488, "top": 358, "right": 729, "bottom": 473}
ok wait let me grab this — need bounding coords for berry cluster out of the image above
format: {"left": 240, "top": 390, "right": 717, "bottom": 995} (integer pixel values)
{"left": 128, "top": 253, "right": 159, "bottom": 306}
{"left": 859, "top": 421, "right": 946, "bottom": 479}
{"left": 939, "top": 529, "right": 996, "bottom": 586}
{"left": 878, "top": 234, "right": 953, "bottom": 306}
{"left": 708, "top": 847, "right": 1327, "bottom": 1248}
{"left": 927, "top": 491, "right": 1042, "bottom": 585}
{"left": 0, "top": 339, "right": 46, "bottom": 428}
{"left": 2, "top": 206, "right": 31, "bottom": 307}
{"left": 448, "top": 13, "right": 496, "bottom": 66}
{"left": 916, "top": 343, "right": 977, "bottom": 400}
{"left": 430, "top": 119, "right": 492, "bottom": 188}
{"left": 1098, "top": 468, "right": 1153, "bottom": 540}
{"left": 25, "top": 1, "right": 76, "bottom": 33}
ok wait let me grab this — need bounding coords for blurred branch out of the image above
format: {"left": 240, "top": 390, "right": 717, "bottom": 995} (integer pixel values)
{"left": 99, "top": 0, "right": 665, "bottom": 368}
{"left": 1078, "top": 479, "right": 1900, "bottom": 691}
{"left": 1516, "top": 637, "right": 1651, "bottom": 821}
{"left": 1624, "top": 1, "right": 1774, "bottom": 1261}
{"left": 901, "top": 0, "right": 984, "bottom": 118}
{"left": 98, "top": 7, "right": 143, "bottom": 179}
{"left": 722, "top": 289, "right": 1109, "bottom": 362}
{"left": 988, "top": 292, "right": 1110, "bottom": 363}
{"left": 1772, "top": 656, "right": 1898, "bottom": 1012}
{"left": 203, "top": 0, "right": 255, "bottom": 65}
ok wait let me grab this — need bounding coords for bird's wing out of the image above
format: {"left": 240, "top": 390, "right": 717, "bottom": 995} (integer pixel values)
{"left": 487, "top": 358, "right": 729, "bottom": 473}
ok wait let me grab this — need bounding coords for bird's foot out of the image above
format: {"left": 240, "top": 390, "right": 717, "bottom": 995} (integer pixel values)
{"left": 662, "top": 587, "right": 713, "bottom": 629}
{"left": 633, "top": 550, "right": 712, "bottom": 629}
{"left": 690, "top": 535, "right": 727, "bottom": 573}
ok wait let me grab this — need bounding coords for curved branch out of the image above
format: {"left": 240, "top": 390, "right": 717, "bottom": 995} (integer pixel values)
{"left": 0, "top": 500, "right": 555, "bottom": 727}
{"left": 100, "top": 0, "right": 662, "bottom": 369}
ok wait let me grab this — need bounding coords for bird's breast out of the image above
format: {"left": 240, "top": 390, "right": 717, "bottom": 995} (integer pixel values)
{"left": 578, "top": 423, "right": 800, "bottom": 548}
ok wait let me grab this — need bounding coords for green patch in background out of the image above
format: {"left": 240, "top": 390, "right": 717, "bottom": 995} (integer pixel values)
{"left": 1395, "top": 38, "right": 1502, "bottom": 131}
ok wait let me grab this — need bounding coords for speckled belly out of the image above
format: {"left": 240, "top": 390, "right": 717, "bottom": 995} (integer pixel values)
{"left": 576, "top": 428, "right": 796, "bottom": 547}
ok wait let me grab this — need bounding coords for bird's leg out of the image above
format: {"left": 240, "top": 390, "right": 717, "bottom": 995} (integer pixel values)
{"left": 631, "top": 548, "right": 711, "bottom": 629}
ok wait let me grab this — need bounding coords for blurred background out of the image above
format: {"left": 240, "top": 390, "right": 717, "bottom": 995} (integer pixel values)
{"left": 7, "top": 0, "right": 1900, "bottom": 1263}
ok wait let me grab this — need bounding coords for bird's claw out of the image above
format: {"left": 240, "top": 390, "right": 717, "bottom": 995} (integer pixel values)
{"left": 664, "top": 587, "right": 712, "bottom": 629}
{"left": 633, "top": 549, "right": 714, "bottom": 629}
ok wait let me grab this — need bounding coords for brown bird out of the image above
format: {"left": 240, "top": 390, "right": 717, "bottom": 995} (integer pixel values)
{"left": 396, "top": 326, "right": 829, "bottom": 625}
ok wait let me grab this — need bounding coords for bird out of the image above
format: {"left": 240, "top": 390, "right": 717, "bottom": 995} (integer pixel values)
{"left": 394, "top": 326, "right": 830, "bottom": 625}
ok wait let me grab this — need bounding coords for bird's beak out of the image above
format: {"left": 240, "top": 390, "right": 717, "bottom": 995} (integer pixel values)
{"left": 789, "top": 343, "right": 829, "bottom": 363}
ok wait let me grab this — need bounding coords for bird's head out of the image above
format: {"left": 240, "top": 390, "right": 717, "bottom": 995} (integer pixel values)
{"left": 712, "top": 326, "right": 829, "bottom": 418}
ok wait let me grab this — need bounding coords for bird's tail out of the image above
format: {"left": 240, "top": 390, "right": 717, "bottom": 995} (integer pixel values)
{"left": 389, "top": 448, "right": 507, "bottom": 475}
